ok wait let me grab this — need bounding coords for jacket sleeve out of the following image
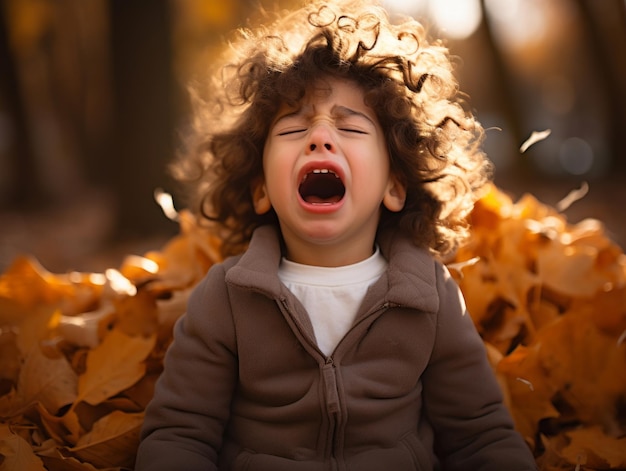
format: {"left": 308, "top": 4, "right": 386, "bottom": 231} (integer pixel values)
{"left": 422, "top": 263, "right": 537, "bottom": 471}
{"left": 135, "top": 263, "right": 237, "bottom": 471}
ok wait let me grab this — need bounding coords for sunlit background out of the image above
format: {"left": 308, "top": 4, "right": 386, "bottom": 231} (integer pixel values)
{"left": 1, "top": 0, "right": 625, "bottom": 272}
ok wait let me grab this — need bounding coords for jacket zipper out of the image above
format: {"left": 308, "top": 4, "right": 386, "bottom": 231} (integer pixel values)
{"left": 278, "top": 297, "right": 393, "bottom": 469}
{"left": 322, "top": 357, "right": 340, "bottom": 414}
{"left": 322, "top": 356, "right": 340, "bottom": 469}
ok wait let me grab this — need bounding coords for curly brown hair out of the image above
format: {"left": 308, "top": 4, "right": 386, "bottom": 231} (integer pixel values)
{"left": 172, "top": 0, "right": 493, "bottom": 258}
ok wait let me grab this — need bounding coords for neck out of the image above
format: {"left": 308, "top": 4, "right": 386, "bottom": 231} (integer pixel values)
{"left": 282, "top": 238, "right": 376, "bottom": 267}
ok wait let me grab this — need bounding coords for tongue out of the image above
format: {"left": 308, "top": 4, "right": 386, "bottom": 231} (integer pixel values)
{"left": 300, "top": 173, "right": 345, "bottom": 204}
{"left": 305, "top": 194, "right": 342, "bottom": 204}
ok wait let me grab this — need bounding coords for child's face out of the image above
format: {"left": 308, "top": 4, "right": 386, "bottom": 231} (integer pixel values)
{"left": 254, "top": 77, "right": 406, "bottom": 267}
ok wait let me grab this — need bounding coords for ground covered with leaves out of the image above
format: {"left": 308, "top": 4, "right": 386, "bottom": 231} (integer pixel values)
{"left": 1, "top": 184, "right": 625, "bottom": 470}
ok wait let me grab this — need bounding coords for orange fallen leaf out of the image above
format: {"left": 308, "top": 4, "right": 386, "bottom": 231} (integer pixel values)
{"left": 69, "top": 411, "right": 143, "bottom": 469}
{"left": 0, "top": 328, "right": 20, "bottom": 393}
{"left": 562, "top": 426, "right": 626, "bottom": 469}
{"left": 497, "top": 344, "right": 559, "bottom": 444}
{"left": 37, "top": 404, "right": 83, "bottom": 446}
{"left": 16, "top": 345, "right": 78, "bottom": 415}
{"left": 2, "top": 183, "right": 626, "bottom": 469}
{"left": 534, "top": 310, "right": 626, "bottom": 433}
{"left": 35, "top": 439, "right": 100, "bottom": 471}
{"left": 0, "top": 423, "right": 46, "bottom": 471}
{"left": 536, "top": 241, "right": 611, "bottom": 298}
{"left": 75, "top": 328, "right": 156, "bottom": 407}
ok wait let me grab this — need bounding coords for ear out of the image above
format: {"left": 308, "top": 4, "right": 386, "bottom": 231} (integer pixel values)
{"left": 382, "top": 175, "right": 406, "bottom": 212}
{"left": 251, "top": 178, "right": 272, "bottom": 214}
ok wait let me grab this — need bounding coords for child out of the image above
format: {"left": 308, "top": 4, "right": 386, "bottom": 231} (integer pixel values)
{"left": 136, "top": 1, "right": 537, "bottom": 469}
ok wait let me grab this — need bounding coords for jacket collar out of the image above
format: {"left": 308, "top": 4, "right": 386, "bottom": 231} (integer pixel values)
{"left": 225, "top": 225, "right": 285, "bottom": 296}
{"left": 226, "top": 225, "right": 440, "bottom": 314}
{"left": 377, "top": 229, "right": 440, "bottom": 314}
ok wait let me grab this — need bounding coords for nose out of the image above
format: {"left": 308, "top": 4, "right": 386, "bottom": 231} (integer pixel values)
{"left": 306, "top": 124, "right": 335, "bottom": 154}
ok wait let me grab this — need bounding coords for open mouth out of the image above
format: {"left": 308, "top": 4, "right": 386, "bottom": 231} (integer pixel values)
{"left": 298, "top": 169, "right": 346, "bottom": 204}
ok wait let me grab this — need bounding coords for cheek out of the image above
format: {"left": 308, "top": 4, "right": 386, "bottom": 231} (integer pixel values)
{"left": 353, "top": 156, "right": 390, "bottom": 190}
{"left": 263, "top": 160, "right": 292, "bottom": 202}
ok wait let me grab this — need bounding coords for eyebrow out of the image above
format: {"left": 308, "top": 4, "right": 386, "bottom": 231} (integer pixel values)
{"left": 330, "top": 105, "right": 376, "bottom": 126}
{"left": 272, "top": 104, "right": 377, "bottom": 127}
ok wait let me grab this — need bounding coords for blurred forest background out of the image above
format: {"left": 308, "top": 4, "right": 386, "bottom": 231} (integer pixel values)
{"left": 0, "top": 0, "right": 625, "bottom": 274}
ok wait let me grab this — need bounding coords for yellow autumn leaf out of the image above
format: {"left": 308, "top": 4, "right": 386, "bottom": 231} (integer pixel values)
{"left": 0, "top": 423, "right": 46, "bottom": 471}
{"left": 75, "top": 410, "right": 144, "bottom": 448}
{"left": 536, "top": 241, "right": 609, "bottom": 298}
{"left": 69, "top": 411, "right": 144, "bottom": 468}
{"left": 16, "top": 345, "right": 78, "bottom": 415}
{"left": 0, "top": 328, "right": 20, "bottom": 390}
{"left": 562, "top": 426, "right": 626, "bottom": 469}
{"left": 535, "top": 310, "right": 626, "bottom": 431}
{"left": 2, "top": 183, "right": 626, "bottom": 469}
{"left": 76, "top": 328, "right": 156, "bottom": 406}
{"left": 34, "top": 439, "right": 100, "bottom": 471}
{"left": 496, "top": 344, "right": 559, "bottom": 444}
{"left": 37, "top": 404, "right": 82, "bottom": 447}
{"left": 0, "top": 256, "right": 62, "bottom": 311}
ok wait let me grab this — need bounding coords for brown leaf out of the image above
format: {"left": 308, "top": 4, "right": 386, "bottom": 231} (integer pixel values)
{"left": 497, "top": 345, "right": 559, "bottom": 444}
{"left": 14, "top": 305, "right": 58, "bottom": 358}
{"left": 536, "top": 239, "right": 610, "bottom": 298}
{"left": 112, "top": 290, "right": 158, "bottom": 338}
{"left": 56, "top": 303, "right": 116, "bottom": 348}
{"left": 17, "top": 346, "right": 78, "bottom": 415}
{"left": 535, "top": 310, "right": 626, "bottom": 433}
{"left": 0, "top": 328, "right": 21, "bottom": 393}
{"left": 0, "top": 423, "right": 46, "bottom": 471}
{"left": 76, "top": 328, "right": 155, "bottom": 406}
{"left": 78, "top": 410, "right": 142, "bottom": 448}
{"left": 70, "top": 410, "right": 143, "bottom": 469}
{"left": 0, "top": 257, "right": 63, "bottom": 312}
{"left": 562, "top": 426, "right": 626, "bottom": 469}
{"left": 37, "top": 404, "right": 83, "bottom": 446}
{"left": 36, "top": 439, "right": 99, "bottom": 471}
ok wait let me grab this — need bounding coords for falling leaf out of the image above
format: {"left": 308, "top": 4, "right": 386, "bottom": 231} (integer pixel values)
{"left": 520, "top": 129, "right": 552, "bottom": 153}
{"left": 446, "top": 256, "right": 480, "bottom": 277}
{"left": 154, "top": 188, "right": 179, "bottom": 222}
{"left": 556, "top": 182, "right": 589, "bottom": 212}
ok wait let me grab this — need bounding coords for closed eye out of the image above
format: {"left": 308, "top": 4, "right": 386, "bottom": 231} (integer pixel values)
{"left": 339, "top": 128, "right": 368, "bottom": 134}
{"left": 277, "top": 128, "right": 307, "bottom": 136}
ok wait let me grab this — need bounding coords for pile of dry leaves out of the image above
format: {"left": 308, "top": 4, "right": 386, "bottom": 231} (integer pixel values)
{"left": 1, "top": 184, "right": 625, "bottom": 470}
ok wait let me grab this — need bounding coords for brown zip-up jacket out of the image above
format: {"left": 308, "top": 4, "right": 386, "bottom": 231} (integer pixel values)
{"left": 136, "top": 225, "right": 537, "bottom": 470}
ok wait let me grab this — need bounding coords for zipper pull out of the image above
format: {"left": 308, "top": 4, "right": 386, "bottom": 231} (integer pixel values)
{"left": 322, "top": 358, "right": 340, "bottom": 414}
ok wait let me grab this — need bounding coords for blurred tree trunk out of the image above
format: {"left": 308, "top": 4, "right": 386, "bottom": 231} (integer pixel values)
{"left": 476, "top": 0, "right": 527, "bottom": 175}
{"left": 0, "top": 2, "right": 45, "bottom": 208}
{"left": 108, "top": 0, "right": 178, "bottom": 239}
{"left": 576, "top": 0, "right": 626, "bottom": 173}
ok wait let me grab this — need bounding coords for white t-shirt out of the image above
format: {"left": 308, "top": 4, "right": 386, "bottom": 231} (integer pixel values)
{"left": 278, "top": 248, "right": 387, "bottom": 356}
